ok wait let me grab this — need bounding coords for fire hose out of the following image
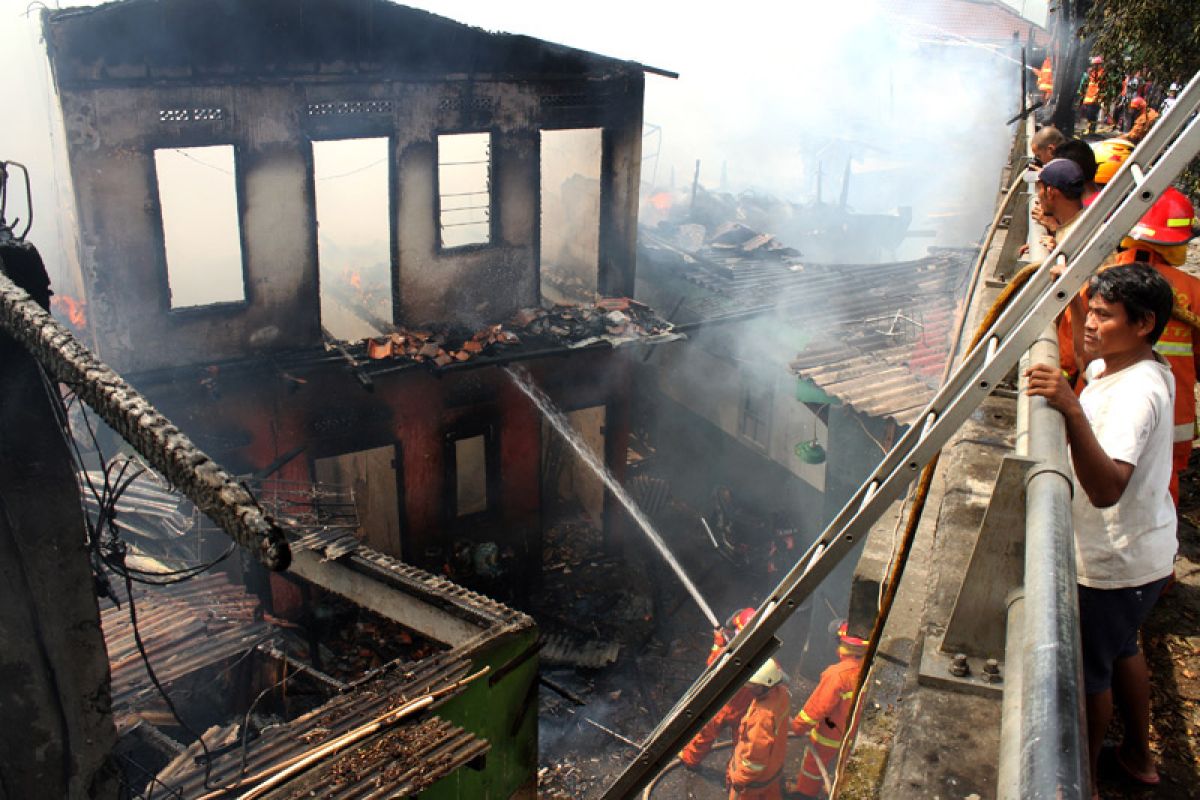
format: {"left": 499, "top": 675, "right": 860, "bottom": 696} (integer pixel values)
{"left": 827, "top": 258, "right": 1040, "bottom": 794}
{"left": 637, "top": 261, "right": 1049, "bottom": 800}
{"left": 0, "top": 254, "right": 291, "bottom": 571}
{"left": 829, "top": 255, "right": 1200, "bottom": 794}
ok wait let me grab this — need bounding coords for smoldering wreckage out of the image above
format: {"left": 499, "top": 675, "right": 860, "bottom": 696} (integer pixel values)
{"left": 0, "top": 1, "right": 980, "bottom": 798}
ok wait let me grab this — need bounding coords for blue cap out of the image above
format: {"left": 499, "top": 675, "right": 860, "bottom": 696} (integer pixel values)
{"left": 1038, "top": 158, "right": 1085, "bottom": 197}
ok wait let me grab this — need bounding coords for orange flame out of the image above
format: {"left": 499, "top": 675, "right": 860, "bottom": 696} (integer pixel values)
{"left": 649, "top": 191, "right": 673, "bottom": 211}
{"left": 348, "top": 270, "right": 363, "bottom": 290}
{"left": 51, "top": 295, "right": 87, "bottom": 328}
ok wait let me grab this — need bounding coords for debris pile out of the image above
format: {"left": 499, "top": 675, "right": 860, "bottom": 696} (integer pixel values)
{"left": 363, "top": 324, "right": 520, "bottom": 367}
{"left": 358, "top": 298, "right": 679, "bottom": 366}
{"left": 642, "top": 182, "right": 913, "bottom": 265}
{"left": 285, "top": 595, "right": 442, "bottom": 681}
{"left": 513, "top": 297, "right": 678, "bottom": 348}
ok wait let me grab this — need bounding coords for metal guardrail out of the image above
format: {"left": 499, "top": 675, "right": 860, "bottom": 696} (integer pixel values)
{"left": 998, "top": 114, "right": 1087, "bottom": 800}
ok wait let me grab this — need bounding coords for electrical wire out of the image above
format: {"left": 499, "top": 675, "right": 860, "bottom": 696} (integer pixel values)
{"left": 120, "top": 562, "right": 221, "bottom": 790}
{"left": 36, "top": 369, "right": 242, "bottom": 791}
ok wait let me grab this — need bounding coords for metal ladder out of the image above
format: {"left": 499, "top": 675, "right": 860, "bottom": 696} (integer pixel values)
{"left": 601, "top": 70, "right": 1200, "bottom": 799}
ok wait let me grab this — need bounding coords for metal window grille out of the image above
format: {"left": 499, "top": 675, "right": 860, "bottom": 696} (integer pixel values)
{"left": 437, "top": 133, "right": 491, "bottom": 248}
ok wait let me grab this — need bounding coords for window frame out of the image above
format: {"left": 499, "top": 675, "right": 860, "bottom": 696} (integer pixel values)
{"left": 434, "top": 130, "right": 495, "bottom": 252}
{"left": 151, "top": 142, "right": 251, "bottom": 315}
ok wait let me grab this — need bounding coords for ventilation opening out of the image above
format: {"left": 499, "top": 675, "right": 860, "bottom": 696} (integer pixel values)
{"left": 539, "top": 129, "right": 602, "bottom": 305}
{"left": 312, "top": 138, "right": 393, "bottom": 341}
{"left": 437, "top": 132, "right": 491, "bottom": 249}
{"left": 313, "top": 444, "right": 402, "bottom": 557}
{"left": 154, "top": 146, "right": 245, "bottom": 309}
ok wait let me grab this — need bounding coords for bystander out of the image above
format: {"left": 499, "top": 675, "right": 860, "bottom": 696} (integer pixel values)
{"left": 1026, "top": 263, "right": 1177, "bottom": 797}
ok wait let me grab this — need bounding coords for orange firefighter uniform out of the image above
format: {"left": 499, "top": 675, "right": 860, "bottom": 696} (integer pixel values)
{"left": 681, "top": 608, "right": 758, "bottom": 767}
{"left": 1037, "top": 56, "right": 1054, "bottom": 100}
{"left": 726, "top": 660, "right": 790, "bottom": 800}
{"left": 1058, "top": 187, "right": 1200, "bottom": 503}
{"left": 708, "top": 607, "right": 758, "bottom": 666}
{"left": 1126, "top": 97, "right": 1159, "bottom": 144}
{"left": 789, "top": 625, "right": 866, "bottom": 798}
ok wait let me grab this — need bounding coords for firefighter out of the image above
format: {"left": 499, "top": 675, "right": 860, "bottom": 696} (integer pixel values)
{"left": 787, "top": 622, "right": 868, "bottom": 800}
{"left": 710, "top": 607, "right": 758, "bottom": 666}
{"left": 1081, "top": 58, "right": 1103, "bottom": 135}
{"left": 726, "top": 658, "right": 790, "bottom": 800}
{"left": 1037, "top": 55, "right": 1054, "bottom": 101}
{"left": 1109, "top": 187, "right": 1200, "bottom": 503}
{"left": 681, "top": 608, "right": 758, "bottom": 768}
{"left": 1125, "top": 95, "right": 1160, "bottom": 144}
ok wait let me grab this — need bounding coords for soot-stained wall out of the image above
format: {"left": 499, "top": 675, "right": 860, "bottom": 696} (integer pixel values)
{"left": 135, "top": 350, "right": 632, "bottom": 587}
{"left": 44, "top": 0, "right": 645, "bottom": 374}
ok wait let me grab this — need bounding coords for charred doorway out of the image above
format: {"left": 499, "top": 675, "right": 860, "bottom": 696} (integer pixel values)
{"left": 311, "top": 137, "right": 394, "bottom": 341}
{"left": 313, "top": 444, "right": 403, "bottom": 557}
{"left": 539, "top": 128, "right": 602, "bottom": 305}
{"left": 541, "top": 404, "right": 607, "bottom": 528}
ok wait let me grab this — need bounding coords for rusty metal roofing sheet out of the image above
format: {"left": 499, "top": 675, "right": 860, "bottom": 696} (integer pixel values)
{"left": 640, "top": 238, "right": 975, "bottom": 426}
{"left": 100, "top": 572, "right": 275, "bottom": 718}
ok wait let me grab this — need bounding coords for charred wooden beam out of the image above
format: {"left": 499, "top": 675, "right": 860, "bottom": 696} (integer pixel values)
{"left": 0, "top": 261, "right": 291, "bottom": 571}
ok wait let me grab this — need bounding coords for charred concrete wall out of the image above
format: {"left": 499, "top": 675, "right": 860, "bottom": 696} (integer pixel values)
{"left": 43, "top": 0, "right": 645, "bottom": 374}
{"left": 133, "top": 350, "right": 631, "bottom": 586}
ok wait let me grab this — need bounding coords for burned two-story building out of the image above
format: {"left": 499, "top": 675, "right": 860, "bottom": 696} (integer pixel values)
{"left": 35, "top": 0, "right": 679, "bottom": 796}
{"left": 44, "top": 0, "right": 668, "bottom": 590}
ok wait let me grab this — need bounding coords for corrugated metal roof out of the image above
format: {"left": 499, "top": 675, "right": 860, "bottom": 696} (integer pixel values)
{"left": 640, "top": 237, "right": 974, "bottom": 426}
{"left": 101, "top": 572, "right": 275, "bottom": 721}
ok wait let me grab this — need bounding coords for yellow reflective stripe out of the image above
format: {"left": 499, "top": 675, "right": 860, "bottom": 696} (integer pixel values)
{"left": 1174, "top": 422, "right": 1194, "bottom": 442}
{"left": 1166, "top": 217, "right": 1194, "bottom": 228}
{"left": 798, "top": 710, "right": 817, "bottom": 725}
{"left": 1154, "top": 341, "right": 1194, "bottom": 356}
{"left": 840, "top": 691, "right": 854, "bottom": 699}
{"left": 741, "top": 759, "right": 766, "bottom": 772}
{"left": 810, "top": 730, "right": 842, "bottom": 748}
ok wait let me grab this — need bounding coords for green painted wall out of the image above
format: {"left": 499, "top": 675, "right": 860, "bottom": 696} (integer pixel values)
{"left": 423, "top": 627, "right": 539, "bottom": 799}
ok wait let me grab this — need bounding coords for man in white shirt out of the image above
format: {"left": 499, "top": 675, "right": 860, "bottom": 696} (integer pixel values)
{"left": 1026, "top": 262, "right": 1176, "bottom": 795}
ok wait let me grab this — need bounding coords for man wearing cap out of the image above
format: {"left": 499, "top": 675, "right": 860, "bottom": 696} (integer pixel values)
{"left": 1036, "top": 158, "right": 1087, "bottom": 249}
{"left": 1161, "top": 83, "right": 1180, "bottom": 116}
{"left": 1034, "top": 140, "right": 1101, "bottom": 235}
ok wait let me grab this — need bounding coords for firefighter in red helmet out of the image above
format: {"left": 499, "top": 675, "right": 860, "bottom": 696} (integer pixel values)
{"left": 1110, "top": 187, "right": 1200, "bottom": 503}
{"left": 787, "top": 622, "right": 868, "bottom": 799}
{"left": 681, "top": 608, "right": 758, "bottom": 768}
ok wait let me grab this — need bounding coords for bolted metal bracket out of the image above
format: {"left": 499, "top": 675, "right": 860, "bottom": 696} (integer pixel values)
{"left": 918, "top": 631, "right": 1004, "bottom": 698}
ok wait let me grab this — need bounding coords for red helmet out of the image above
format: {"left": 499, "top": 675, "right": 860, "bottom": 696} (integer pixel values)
{"left": 1130, "top": 95, "right": 1147, "bottom": 110}
{"left": 730, "top": 607, "right": 756, "bottom": 631}
{"left": 837, "top": 621, "right": 868, "bottom": 653}
{"left": 1129, "top": 188, "right": 1199, "bottom": 246}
